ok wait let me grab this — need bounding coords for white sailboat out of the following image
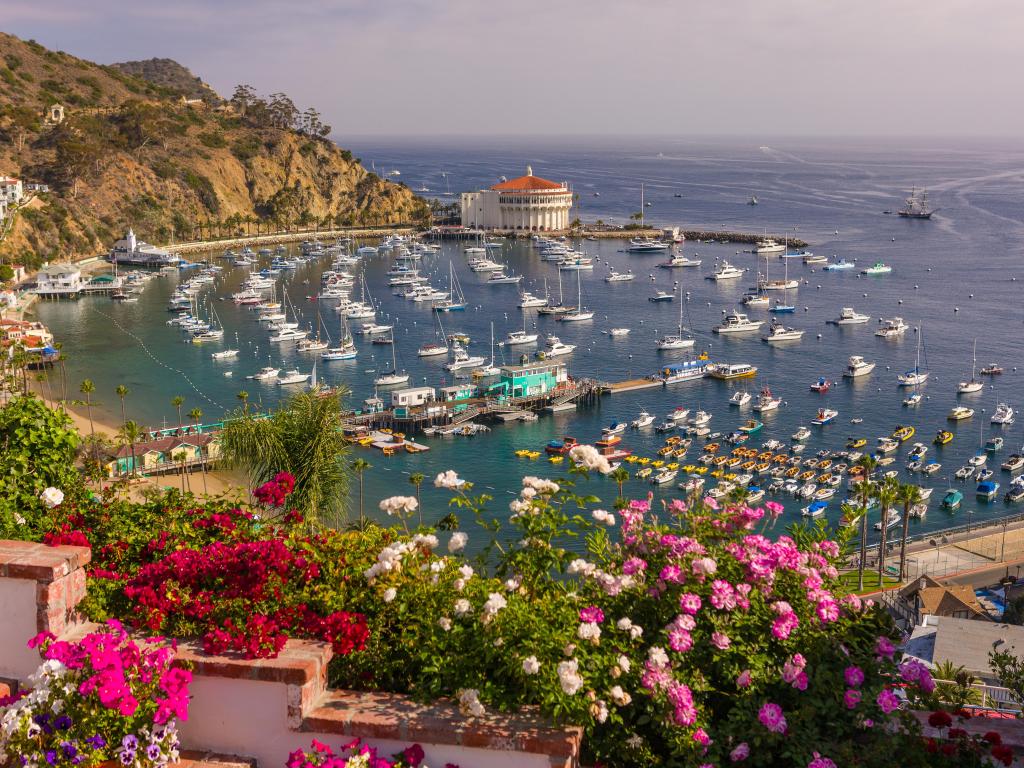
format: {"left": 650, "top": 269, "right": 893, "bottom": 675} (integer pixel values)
{"left": 475, "top": 322, "right": 501, "bottom": 377}
{"left": 897, "top": 324, "right": 929, "bottom": 386}
{"left": 433, "top": 260, "right": 466, "bottom": 312}
{"left": 656, "top": 284, "right": 695, "bottom": 349}
{"left": 374, "top": 330, "right": 410, "bottom": 385}
{"left": 558, "top": 268, "right": 593, "bottom": 322}
{"left": 322, "top": 312, "right": 357, "bottom": 360}
{"left": 957, "top": 338, "right": 984, "bottom": 394}
{"left": 504, "top": 313, "right": 538, "bottom": 346}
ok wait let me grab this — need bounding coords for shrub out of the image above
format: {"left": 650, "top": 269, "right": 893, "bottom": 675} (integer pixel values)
{"left": 197, "top": 130, "right": 227, "bottom": 149}
{"left": 182, "top": 170, "right": 219, "bottom": 213}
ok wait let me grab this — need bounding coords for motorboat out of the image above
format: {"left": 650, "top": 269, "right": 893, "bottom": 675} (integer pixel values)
{"left": 250, "top": 366, "right": 280, "bottom": 381}
{"left": 658, "top": 255, "right": 702, "bottom": 268}
{"left": 802, "top": 500, "right": 828, "bottom": 518}
{"left": 713, "top": 312, "right": 763, "bottom": 334}
{"left": 823, "top": 259, "right": 856, "bottom": 271}
{"left": 942, "top": 489, "right": 963, "bottom": 510}
{"left": 690, "top": 410, "right": 713, "bottom": 427}
{"left": 877, "top": 437, "right": 900, "bottom": 454}
{"left": 706, "top": 261, "right": 745, "bottom": 281}
{"left": 753, "top": 386, "right": 782, "bottom": 413}
{"left": 739, "top": 419, "right": 763, "bottom": 434}
{"left": 861, "top": 262, "right": 893, "bottom": 275}
{"left": 828, "top": 307, "right": 871, "bottom": 325}
{"left": 649, "top": 290, "right": 674, "bottom": 303}
{"left": 626, "top": 238, "right": 670, "bottom": 253}
{"left": 742, "top": 292, "right": 771, "bottom": 308}
{"left": 211, "top": 349, "right": 239, "bottom": 360}
{"left": 445, "top": 343, "right": 487, "bottom": 371}
{"left": 277, "top": 369, "right": 310, "bottom": 386}
{"left": 981, "top": 364, "right": 1004, "bottom": 376}
{"left": 631, "top": 411, "right": 656, "bottom": 429}
{"left": 903, "top": 392, "right": 923, "bottom": 407}
{"left": 603, "top": 422, "right": 627, "bottom": 436}
{"left": 977, "top": 481, "right": 1000, "bottom": 500}
{"left": 540, "top": 335, "right": 576, "bottom": 358}
{"left": 269, "top": 328, "right": 308, "bottom": 343}
{"left": 755, "top": 238, "right": 786, "bottom": 254}
{"left": 768, "top": 301, "right": 797, "bottom": 314}
{"left": 809, "top": 377, "right": 831, "bottom": 393}
{"left": 609, "top": 328, "right": 631, "bottom": 337}
{"left": 811, "top": 408, "right": 838, "bottom": 425}
{"left": 517, "top": 292, "right": 548, "bottom": 308}
{"left": 505, "top": 329, "right": 539, "bottom": 346}
{"left": 948, "top": 406, "right": 974, "bottom": 421}
{"left": 792, "top": 426, "right": 811, "bottom": 442}
{"left": 892, "top": 425, "right": 915, "bottom": 442}
{"left": 874, "top": 513, "right": 901, "bottom": 531}
{"left": 762, "top": 320, "right": 804, "bottom": 343}
{"left": 605, "top": 269, "right": 636, "bottom": 282}
{"left": 487, "top": 272, "right": 522, "bottom": 284}
{"left": 1002, "top": 455, "right": 1024, "bottom": 472}
{"left": 707, "top": 362, "right": 757, "bottom": 380}
{"left": 730, "top": 391, "right": 752, "bottom": 407}
{"left": 876, "top": 317, "right": 908, "bottom": 338}
{"left": 843, "top": 356, "right": 875, "bottom": 378}
{"left": 987, "top": 437, "right": 1005, "bottom": 452}
{"left": 992, "top": 403, "right": 1016, "bottom": 425}
{"left": 934, "top": 430, "right": 954, "bottom": 446}
{"left": 652, "top": 469, "right": 679, "bottom": 486}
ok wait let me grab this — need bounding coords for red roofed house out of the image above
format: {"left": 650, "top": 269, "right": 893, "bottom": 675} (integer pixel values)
{"left": 460, "top": 166, "right": 572, "bottom": 231}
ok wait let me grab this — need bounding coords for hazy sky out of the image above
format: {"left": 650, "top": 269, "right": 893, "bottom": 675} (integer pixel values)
{"left": 3, "top": 0, "right": 1021, "bottom": 137}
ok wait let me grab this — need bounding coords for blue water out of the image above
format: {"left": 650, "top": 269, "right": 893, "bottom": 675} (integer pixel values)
{"left": 34, "top": 137, "right": 1024, "bottom": 536}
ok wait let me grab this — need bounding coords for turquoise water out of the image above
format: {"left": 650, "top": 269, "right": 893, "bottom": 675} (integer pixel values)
{"left": 34, "top": 138, "right": 1024, "bottom": 536}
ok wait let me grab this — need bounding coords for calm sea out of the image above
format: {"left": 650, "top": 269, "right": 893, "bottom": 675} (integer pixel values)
{"left": 35, "top": 137, "right": 1024, "bottom": 538}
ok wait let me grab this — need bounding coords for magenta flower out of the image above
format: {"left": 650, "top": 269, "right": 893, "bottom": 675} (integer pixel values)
{"left": 579, "top": 606, "right": 605, "bottom": 624}
{"left": 678, "top": 593, "right": 702, "bottom": 615}
{"left": 758, "top": 702, "right": 787, "bottom": 734}
{"left": 668, "top": 627, "right": 693, "bottom": 653}
{"left": 815, "top": 598, "right": 840, "bottom": 623}
{"left": 736, "top": 669, "right": 752, "bottom": 688}
{"left": 876, "top": 688, "right": 900, "bottom": 714}
{"left": 692, "top": 727, "right": 711, "bottom": 746}
{"left": 844, "top": 665, "right": 865, "bottom": 688}
{"left": 765, "top": 500, "right": 784, "bottom": 519}
{"left": 875, "top": 636, "right": 895, "bottom": 659}
{"left": 711, "top": 631, "right": 731, "bottom": 650}
{"left": 622, "top": 557, "right": 647, "bottom": 575}
{"left": 844, "top": 689, "right": 861, "bottom": 709}
{"left": 808, "top": 753, "right": 837, "bottom": 768}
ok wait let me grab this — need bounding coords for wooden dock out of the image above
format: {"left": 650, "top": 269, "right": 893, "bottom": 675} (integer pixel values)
{"left": 602, "top": 378, "right": 664, "bottom": 394}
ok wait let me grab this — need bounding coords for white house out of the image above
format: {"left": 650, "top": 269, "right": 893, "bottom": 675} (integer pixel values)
{"left": 0, "top": 177, "right": 24, "bottom": 206}
{"left": 461, "top": 166, "right": 573, "bottom": 231}
{"left": 390, "top": 386, "right": 435, "bottom": 408}
{"left": 34, "top": 263, "right": 83, "bottom": 298}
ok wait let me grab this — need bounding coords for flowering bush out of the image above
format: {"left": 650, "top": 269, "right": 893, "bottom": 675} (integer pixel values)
{"left": 0, "top": 620, "right": 190, "bottom": 767}
{"left": 286, "top": 738, "right": 456, "bottom": 768}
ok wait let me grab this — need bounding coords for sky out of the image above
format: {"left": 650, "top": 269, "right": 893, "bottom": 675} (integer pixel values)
{"left": 2, "top": 0, "right": 1022, "bottom": 138}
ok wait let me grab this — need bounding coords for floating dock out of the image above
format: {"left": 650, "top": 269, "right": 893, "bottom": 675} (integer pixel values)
{"left": 602, "top": 378, "right": 664, "bottom": 394}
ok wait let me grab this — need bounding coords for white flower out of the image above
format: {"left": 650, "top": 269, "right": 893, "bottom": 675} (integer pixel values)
{"left": 504, "top": 576, "right": 521, "bottom": 592}
{"left": 382, "top": 588, "right": 397, "bottom": 603}
{"left": 481, "top": 592, "right": 507, "bottom": 623}
{"left": 616, "top": 617, "right": 633, "bottom": 631}
{"left": 629, "top": 625, "right": 643, "bottom": 640}
{"left": 454, "top": 599, "right": 471, "bottom": 616}
{"left": 563, "top": 643, "right": 577, "bottom": 656}
{"left": 13, "top": 513, "right": 25, "bottom": 525}
{"left": 578, "top": 622, "right": 601, "bottom": 643}
{"left": 509, "top": 498, "right": 533, "bottom": 517}
{"left": 648, "top": 646, "right": 669, "bottom": 667}
{"left": 448, "top": 532, "right": 468, "bottom": 553}
{"left": 457, "top": 688, "right": 485, "bottom": 717}
{"left": 39, "top": 487, "right": 63, "bottom": 509}
{"left": 430, "top": 559, "right": 446, "bottom": 573}
{"left": 458, "top": 564, "right": 474, "bottom": 580}
{"left": 591, "top": 508, "right": 616, "bottom": 526}
{"left": 618, "top": 654, "right": 631, "bottom": 673}
{"left": 453, "top": 578, "right": 466, "bottom": 591}
{"left": 567, "top": 558, "right": 596, "bottom": 576}
{"left": 520, "top": 486, "right": 537, "bottom": 500}
{"left": 522, "top": 475, "right": 560, "bottom": 496}
{"left": 434, "top": 470, "right": 465, "bottom": 490}
{"left": 626, "top": 734, "right": 643, "bottom": 749}
{"left": 411, "top": 533, "right": 438, "bottom": 550}
{"left": 438, "top": 617, "right": 452, "bottom": 631}
{"left": 557, "top": 660, "right": 584, "bottom": 695}
{"left": 522, "top": 655, "right": 541, "bottom": 675}
{"left": 378, "top": 495, "right": 418, "bottom": 516}
{"left": 569, "top": 444, "right": 612, "bottom": 474}
{"left": 591, "top": 699, "right": 609, "bottom": 723}
{"left": 609, "top": 685, "right": 632, "bottom": 706}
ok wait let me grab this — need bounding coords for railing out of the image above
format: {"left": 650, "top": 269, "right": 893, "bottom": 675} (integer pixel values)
{"left": 932, "top": 679, "right": 1022, "bottom": 714}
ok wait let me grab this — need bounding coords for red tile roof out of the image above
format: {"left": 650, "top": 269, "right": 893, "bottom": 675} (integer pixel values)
{"left": 490, "top": 175, "right": 565, "bottom": 192}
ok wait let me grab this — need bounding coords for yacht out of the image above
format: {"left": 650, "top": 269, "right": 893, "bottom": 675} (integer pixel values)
{"left": 762, "top": 320, "right": 804, "bottom": 343}
{"left": 802, "top": 253, "right": 827, "bottom": 265}
{"left": 270, "top": 327, "right": 308, "bottom": 343}
{"left": 729, "top": 391, "right": 752, "bottom": 407}
{"left": 626, "top": 238, "right": 670, "bottom": 253}
{"left": 250, "top": 366, "right": 280, "bottom": 381}
{"left": 713, "top": 312, "right": 763, "bottom": 334}
{"left": 605, "top": 269, "right": 636, "bottom": 283}
{"left": 277, "top": 369, "right": 310, "bottom": 386}
{"left": 658, "top": 254, "right": 702, "bottom": 268}
{"left": 828, "top": 307, "right": 871, "bottom": 325}
{"left": 752, "top": 386, "right": 782, "bottom": 413}
{"left": 755, "top": 239, "right": 786, "bottom": 254}
{"left": 444, "top": 343, "right": 487, "bottom": 371}
{"left": 897, "top": 326, "right": 929, "bottom": 385}
{"left": 541, "top": 335, "right": 576, "bottom": 358}
{"left": 608, "top": 328, "right": 631, "bottom": 337}
{"left": 707, "top": 261, "right": 745, "bottom": 281}
{"left": 811, "top": 408, "right": 839, "bottom": 425}
{"left": 661, "top": 357, "right": 710, "bottom": 383}
{"left": 517, "top": 292, "right": 548, "bottom": 308}
{"left": 631, "top": 411, "right": 656, "bottom": 429}
{"left": 843, "top": 356, "right": 876, "bottom": 378}
{"left": 861, "top": 262, "right": 893, "bottom": 275}
{"left": 417, "top": 342, "right": 449, "bottom": 357}
{"left": 649, "top": 290, "right": 674, "bottom": 303}
{"left": 505, "top": 329, "right": 539, "bottom": 346}
{"left": 690, "top": 410, "right": 713, "bottom": 427}
{"left": 948, "top": 406, "right": 975, "bottom": 421}
{"left": 875, "top": 317, "right": 908, "bottom": 338}
{"left": 487, "top": 272, "right": 522, "bottom": 285}
{"left": 992, "top": 403, "right": 1016, "bottom": 425}
{"left": 211, "top": 349, "right": 239, "bottom": 360}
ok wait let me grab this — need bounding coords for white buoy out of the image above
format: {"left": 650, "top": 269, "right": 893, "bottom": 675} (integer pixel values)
{"left": 954, "top": 307, "right": 960, "bottom": 312}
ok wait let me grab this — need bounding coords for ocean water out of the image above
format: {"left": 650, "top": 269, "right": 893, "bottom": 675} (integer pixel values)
{"left": 34, "top": 137, "right": 1024, "bottom": 537}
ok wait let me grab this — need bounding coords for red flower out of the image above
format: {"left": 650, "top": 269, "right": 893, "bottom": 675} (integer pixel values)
{"left": 984, "top": 731, "right": 1003, "bottom": 746}
{"left": 927, "top": 710, "right": 953, "bottom": 729}
{"left": 991, "top": 744, "right": 1014, "bottom": 766}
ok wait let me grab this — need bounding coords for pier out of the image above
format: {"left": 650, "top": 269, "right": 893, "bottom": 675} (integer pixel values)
{"left": 602, "top": 377, "right": 664, "bottom": 394}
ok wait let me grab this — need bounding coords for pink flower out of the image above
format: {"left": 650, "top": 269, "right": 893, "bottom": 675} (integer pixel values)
{"left": 815, "top": 598, "right": 840, "bottom": 623}
{"left": 844, "top": 689, "right": 861, "bottom": 709}
{"left": 666, "top": 681, "right": 697, "bottom": 726}
{"left": 710, "top": 580, "right": 738, "bottom": 611}
{"left": 579, "top": 606, "right": 605, "bottom": 624}
{"left": 622, "top": 557, "right": 647, "bottom": 575}
{"left": 691, "top": 557, "right": 717, "bottom": 578}
{"left": 765, "top": 500, "right": 784, "bottom": 519}
{"left": 730, "top": 743, "right": 750, "bottom": 762}
{"left": 703, "top": 495, "right": 720, "bottom": 510}
{"left": 808, "top": 753, "right": 837, "bottom": 768}
{"left": 758, "top": 702, "right": 787, "bottom": 734}
{"left": 736, "top": 669, "right": 752, "bottom": 688}
{"left": 711, "top": 631, "right": 731, "bottom": 650}
{"left": 876, "top": 688, "right": 900, "bottom": 714}
{"left": 668, "top": 628, "right": 693, "bottom": 653}
{"left": 771, "top": 611, "right": 799, "bottom": 640}
{"left": 844, "top": 665, "right": 865, "bottom": 687}
{"left": 875, "top": 636, "right": 895, "bottom": 659}
{"left": 679, "top": 593, "right": 702, "bottom": 615}
{"left": 660, "top": 565, "right": 685, "bottom": 584}
{"left": 693, "top": 728, "right": 711, "bottom": 746}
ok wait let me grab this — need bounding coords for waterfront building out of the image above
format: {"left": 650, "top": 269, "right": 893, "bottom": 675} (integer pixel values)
{"left": 390, "top": 386, "right": 436, "bottom": 408}
{"left": 0, "top": 176, "right": 24, "bottom": 205}
{"left": 109, "top": 228, "right": 181, "bottom": 267}
{"left": 103, "top": 434, "right": 220, "bottom": 478}
{"left": 492, "top": 360, "right": 568, "bottom": 399}
{"left": 0, "top": 318, "right": 54, "bottom": 349}
{"left": 34, "top": 263, "right": 83, "bottom": 298}
{"left": 460, "top": 167, "right": 572, "bottom": 231}
{"left": 438, "top": 383, "right": 477, "bottom": 402}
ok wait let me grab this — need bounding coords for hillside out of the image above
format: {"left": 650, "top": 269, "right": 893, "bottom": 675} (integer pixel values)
{"left": 110, "top": 58, "right": 220, "bottom": 104}
{"left": 0, "top": 33, "right": 429, "bottom": 266}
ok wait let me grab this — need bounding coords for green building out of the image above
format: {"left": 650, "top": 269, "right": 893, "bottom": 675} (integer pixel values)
{"left": 490, "top": 361, "right": 567, "bottom": 399}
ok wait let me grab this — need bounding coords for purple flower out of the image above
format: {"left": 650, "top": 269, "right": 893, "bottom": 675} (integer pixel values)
{"left": 122, "top": 735, "right": 138, "bottom": 750}
{"left": 60, "top": 742, "right": 77, "bottom": 759}
{"left": 119, "top": 751, "right": 134, "bottom": 767}
{"left": 86, "top": 735, "right": 106, "bottom": 750}
{"left": 844, "top": 665, "right": 865, "bottom": 688}
{"left": 730, "top": 742, "right": 749, "bottom": 762}
{"left": 54, "top": 715, "right": 72, "bottom": 730}
{"left": 147, "top": 744, "right": 162, "bottom": 760}
{"left": 44, "top": 751, "right": 57, "bottom": 767}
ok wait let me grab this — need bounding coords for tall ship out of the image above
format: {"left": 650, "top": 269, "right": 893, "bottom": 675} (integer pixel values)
{"left": 897, "top": 187, "right": 935, "bottom": 219}
{"left": 109, "top": 229, "right": 181, "bottom": 267}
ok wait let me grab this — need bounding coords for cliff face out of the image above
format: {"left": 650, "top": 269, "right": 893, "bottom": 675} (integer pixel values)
{"left": 0, "top": 33, "right": 428, "bottom": 265}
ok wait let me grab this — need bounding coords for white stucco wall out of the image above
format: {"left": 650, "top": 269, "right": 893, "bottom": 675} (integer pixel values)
{"left": 0, "top": 578, "right": 42, "bottom": 681}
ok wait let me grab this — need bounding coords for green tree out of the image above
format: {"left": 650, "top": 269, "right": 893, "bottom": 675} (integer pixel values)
{"left": 79, "top": 379, "right": 96, "bottom": 455}
{"left": 897, "top": 483, "right": 924, "bottom": 581}
{"left": 409, "top": 472, "right": 425, "bottom": 526}
{"left": 115, "top": 384, "right": 129, "bottom": 428}
{"left": 610, "top": 466, "right": 630, "bottom": 509}
{"left": 188, "top": 407, "right": 207, "bottom": 495}
{"left": 117, "top": 419, "right": 142, "bottom": 478}
{"left": 353, "top": 458, "right": 371, "bottom": 526}
{"left": 172, "top": 449, "right": 189, "bottom": 493}
{"left": 171, "top": 395, "right": 185, "bottom": 432}
{"left": 220, "top": 389, "right": 351, "bottom": 526}
{"left": 933, "top": 660, "right": 983, "bottom": 708}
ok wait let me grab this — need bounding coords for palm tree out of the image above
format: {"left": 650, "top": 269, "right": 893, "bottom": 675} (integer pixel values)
{"left": 221, "top": 389, "right": 352, "bottom": 526}
{"left": 117, "top": 419, "right": 142, "bottom": 478}
{"left": 875, "top": 478, "right": 899, "bottom": 583}
{"left": 172, "top": 449, "right": 189, "bottom": 493}
{"left": 171, "top": 395, "right": 185, "bottom": 433}
{"left": 932, "top": 660, "right": 983, "bottom": 707}
{"left": 236, "top": 390, "right": 249, "bottom": 414}
{"left": 610, "top": 466, "right": 630, "bottom": 508}
{"left": 897, "top": 483, "right": 924, "bottom": 581}
{"left": 116, "top": 384, "right": 129, "bottom": 427}
{"left": 353, "top": 458, "right": 371, "bottom": 525}
{"left": 79, "top": 379, "right": 96, "bottom": 455}
{"left": 188, "top": 407, "right": 207, "bottom": 494}
{"left": 855, "top": 455, "right": 878, "bottom": 591}
{"left": 408, "top": 472, "right": 425, "bottom": 526}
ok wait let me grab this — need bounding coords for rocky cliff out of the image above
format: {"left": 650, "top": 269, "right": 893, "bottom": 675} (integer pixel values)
{"left": 0, "top": 33, "right": 428, "bottom": 265}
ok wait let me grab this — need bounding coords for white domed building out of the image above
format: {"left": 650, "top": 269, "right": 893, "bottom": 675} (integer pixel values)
{"left": 460, "top": 166, "right": 572, "bottom": 231}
